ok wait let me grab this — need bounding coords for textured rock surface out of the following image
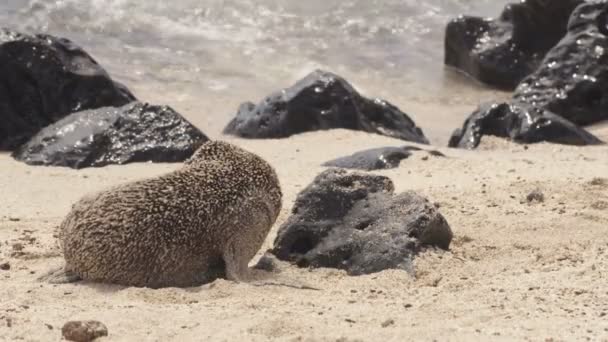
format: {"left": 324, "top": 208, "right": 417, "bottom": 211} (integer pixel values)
{"left": 13, "top": 102, "right": 208, "bottom": 169}
{"left": 449, "top": 102, "right": 603, "bottom": 149}
{"left": 0, "top": 28, "right": 136, "bottom": 150}
{"left": 272, "top": 169, "right": 452, "bottom": 276}
{"left": 450, "top": 2, "right": 608, "bottom": 149}
{"left": 62, "top": 320, "right": 108, "bottom": 342}
{"left": 224, "top": 70, "right": 428, "bottom": 144}
{"left": 322, "top": 146, "right": 445, "bottom": 171}
{"left": 445, "top": 0, "right": 583, "bottom": 89}
{"left": 513, "top": 2, "right": 608, "bottom": 126}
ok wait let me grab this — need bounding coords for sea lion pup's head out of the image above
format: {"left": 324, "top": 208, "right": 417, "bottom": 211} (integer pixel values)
{"left": 186, "top": 140, "right": 283, "bottom": 216}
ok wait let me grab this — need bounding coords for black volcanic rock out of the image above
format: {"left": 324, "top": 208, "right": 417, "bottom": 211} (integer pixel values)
{"left": 513, "top": 2, "right": 608, "bottom": 126}
{"left": 0, "top": 28, "right": 136, "bottom": 150}
{"left": 448, "top": 102, "right": 603, "bottom": 149}
{"left": 322, "top": 146, "right": 445, "bottom": 171}
{"left": 445, "top": 0, "right": 583, "bottom": 89}
{"left": 13, "top": 102, "right": 209, "bottom": 169}
{"left": 450, "top": 2, "right": 608, "bottom": 148}
{"left": 271, "top": 169, "right": 453, "bottom": 276}
{"left": 223, "top": 70, "right": 429, "bottom": 144}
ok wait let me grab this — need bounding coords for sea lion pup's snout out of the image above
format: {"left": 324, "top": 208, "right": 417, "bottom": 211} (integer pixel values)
{"left": 41, "top": 140, "right": 283, "bottom": 288}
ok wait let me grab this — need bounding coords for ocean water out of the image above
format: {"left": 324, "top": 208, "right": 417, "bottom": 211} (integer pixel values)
{"left": 1, "top": 0, "right": 512, "bottom": 144}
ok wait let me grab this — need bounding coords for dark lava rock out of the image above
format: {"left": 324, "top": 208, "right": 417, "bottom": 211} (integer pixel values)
{"left": 13, "top": 102, "right": 208, "bottom": 169}
{"left": 62, "top": 320, "right": 108, "bottom": 342}
{"left": 0, "top": 262, "right": 10, "bottom": 271}
{"left": 513, "top": 2, "right": 608, "bottom": 126}
{"left": 0, "top": 29, "right": 136, "bottom": 150}
{"left": 448, "top": 102, "right": 603, "bottom": 149}
{"left": 450, "top": 2, "right": 608, "bottom": 149}
{"left": 271, "top": 169, "right": 453, "bottom": 276}
{"left": 445, "top": 0, "right": 583, "bottom": 89}
{"left": 322, "top": 146, "right": 445, "bottom": 171}
{"left": 223, "top": 70, "right": 428, "bottom": 144}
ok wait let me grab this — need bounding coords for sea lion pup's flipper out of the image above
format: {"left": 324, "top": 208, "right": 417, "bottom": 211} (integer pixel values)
{"left": 38, "top": 265, "right": 82, "bottom": 284}
{"left": 224, "top": 250, "right": 321, "bottom": 291}
{"left": 222, "top": 239, "right": 252, "bottom": 283}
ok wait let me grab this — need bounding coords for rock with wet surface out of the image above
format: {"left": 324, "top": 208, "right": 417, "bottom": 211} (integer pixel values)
{"left": 62, "top": 320, "right": 108, "bottom": 342}
{"left": 0, "top": 28, "right": 136, "bottom": 150}
{"left": 449, "top": 102, "right": 603, "bottom": 149}
{"left": 450, "top": 2, "right": 608, "bottom": 149}
{"left": 271, "top": 169, "right": 453, "bottom": 276}
{"left": 322, "top": 146, "right": 445, "bottom": 171}
{"left": 445, "top": 0, "right": 583, "bottom": 89}
{"left": 223, "top": 70, "right": 428, "bottom": 144}
{"left": 13, "top": 102, "right": 209, "bottom": 169}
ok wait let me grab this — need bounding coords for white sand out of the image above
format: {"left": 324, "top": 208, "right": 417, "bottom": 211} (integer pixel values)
{"left": 1, "top": 127, "right": 607, "bottom": 341}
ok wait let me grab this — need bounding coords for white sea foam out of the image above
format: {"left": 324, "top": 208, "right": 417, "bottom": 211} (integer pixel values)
{"left": 1, "top": 0, "right": 512, "bottom": 143}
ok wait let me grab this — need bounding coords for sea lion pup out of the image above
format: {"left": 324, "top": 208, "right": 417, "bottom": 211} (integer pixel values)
{"left": 43, "top": 141, "right": 282, "bottom": 288}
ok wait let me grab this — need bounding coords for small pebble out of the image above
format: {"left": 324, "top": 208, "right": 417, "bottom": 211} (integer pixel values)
{"left": 526, "top": 190, "right": 545, "bottom": 203}
{"left": 381, "top": 319, "right": 395, "bottom": 328}
{"left": 62, "top": 320, "right": 108, "bottom": 342}
{"left": 589, "top": 178, "right": 607, "bottom": 186}
{"left": 0, "top": 262, "right": 10, "bottom": 271}
{"left": 253, "top": 254, "right": 276, "bottom": 272}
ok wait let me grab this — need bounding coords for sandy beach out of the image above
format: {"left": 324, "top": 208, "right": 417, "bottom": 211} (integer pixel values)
{"left": 1, "top": 123, "right": 607, "bottom": 341}
{"left": 2, "top": 0, "right": 608, "bottom": 340}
